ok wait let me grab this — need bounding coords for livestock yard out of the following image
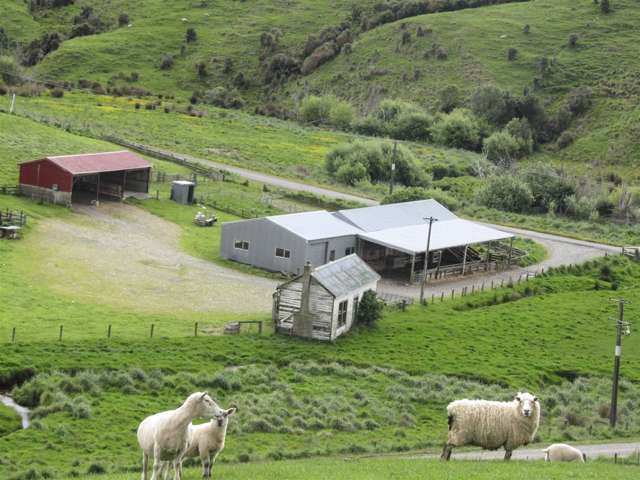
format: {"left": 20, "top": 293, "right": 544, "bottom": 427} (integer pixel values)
{"left": 2, "top": 0, "right": 640, "bottom": 479}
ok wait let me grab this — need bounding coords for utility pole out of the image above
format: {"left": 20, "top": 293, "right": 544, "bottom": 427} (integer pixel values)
{"left": 389, "top": 141, "right": 397, "bottom": 195}
{"left": 610, "top": 298, "right": 631, "bottom": 428}
{"left": 419, "top": 216, "right": 438, "bottom": 304}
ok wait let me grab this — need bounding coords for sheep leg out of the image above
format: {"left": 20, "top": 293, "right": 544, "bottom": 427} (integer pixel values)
{"left": 504, "top": 449, "right": 513, "bottom": 461}
{"left": 172, "top": 458, "right": 184, "bottom": 480}
{"left": 201, "top": 457, "right": 210, "bottom": 479}
{"left": 141, "top": 453, "right": 149, "bottom": 480}
{"left": 151, "top": 458, "right": 163, "bottom": 480}
{"left": 441, "top": 444, "right": 453, "bottom": 461}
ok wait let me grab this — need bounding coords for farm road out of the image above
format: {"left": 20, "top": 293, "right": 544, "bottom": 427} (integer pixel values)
{"left": 27, "top": 202, "right": 276, "bottom": 314}
{"left": 417, "top": 441, "right": 640, "bottom": 461}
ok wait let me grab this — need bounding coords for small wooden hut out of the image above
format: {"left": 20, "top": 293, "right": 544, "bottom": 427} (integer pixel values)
{"left": 273, "top": 254, "right": 380, "bottom": 341}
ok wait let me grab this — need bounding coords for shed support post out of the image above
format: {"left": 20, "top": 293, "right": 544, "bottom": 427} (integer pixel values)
{"left": 507, "top": 237, "right": 514, "bottom": 267}
{"left": 96, "top": 173, "right": 101, "bottom": 203}
{"left": 462, "top": 245, "right": 469, "bottom": 275}
{"left": 122, "top": 170, "right": 127, "bottom": 200}
{"left": 409, "top": 254, "right": 416, "bottom": 283}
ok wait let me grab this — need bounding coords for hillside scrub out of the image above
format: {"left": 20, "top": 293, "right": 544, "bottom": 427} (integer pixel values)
{"left": 325, "top": 140, "right": 428, "bottom": 187}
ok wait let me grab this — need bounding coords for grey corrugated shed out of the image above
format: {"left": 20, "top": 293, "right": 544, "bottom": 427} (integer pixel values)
{"left": 268, "top": 210, "right": 361, "bottom": 241}
{"left": 312, "top": 254, "right": 380, "bottom": 297}
{"left": 333, "top": 199, "right": 457, "bottom": 232}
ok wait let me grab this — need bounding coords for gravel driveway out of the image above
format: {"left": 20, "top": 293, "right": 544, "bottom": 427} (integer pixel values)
{"left": 28, "top": 202, "right": 277, "bottom": 314}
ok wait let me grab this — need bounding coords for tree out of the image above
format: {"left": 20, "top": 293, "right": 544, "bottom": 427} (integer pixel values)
{"left": 432, "top": 109, "right": 482, "bottom": 151}
{"left": 483, "top": 131, "right": 520, "bottom": 167}
{"left": 186, "top": 28, "right": 197, "bottom": 43}
{"left": 477, "top": 176, "right": 534, "bottom": 213}
{"left": 356, "top": 290, "right": 383, "bottom": 326}
{"left": 471, "top": 85, "right": 517, "bottom": 126}
{"left": 507, "top": 47, "right": 518, "bottom": 61}
{"left": 118, "top": 13, "right": 129, "bottom": 26}
{"left": 438, "top": 85, "right": 460, "bottom": 113}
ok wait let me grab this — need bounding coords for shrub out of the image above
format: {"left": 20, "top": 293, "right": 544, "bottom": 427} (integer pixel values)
{"left": 505, "top": 117, "right": 534, "bottom": 156}
{"left": 483, "top": 131, "right": 520, "bottom": 167}
{"left": 118, "top": 13, "right": 129, "bottom": 26}
{"left": 301, "top": 41, "right": 337, "bottom": 75}
{"left": 520, "top": 162, "right": 575, "bottom": 212}
{"left": 566, "top": 87, "right": 593, "bottom": 115}
{"left": 159, "top": 54, "right": 174, "bottom": 70}
{"left": 507, "top": 47, "right": 518, "bottom": 61}
{"left": 391, "top": 112, "right": 432, "bottom": 141}
{"left": 432, "top": 109, "right": 482, "bottom": 151}
{"left": 186, "top": 28, "right": 197, "bottom": 43}
{"left": 50, "top": 88, "right": 64, "bottom": 98}
{"left": 329, "top": 101, "right": 355, "bottom": 130}
{"left": 263, "top": 53, "right": 299, "bottom": 83}
{"left": 565, "top": 195, "right": 596, "bottom": 220}
{"left": 204, "top": 87, "right": 244, "bottom": 109}
{"left": 22, "top": 32, "right": 62, "bottom": 66}
{"left": 357, "top": 290, "right": 383, "bottom": 326}
{"left": 600, "top": 0, "right": 610, "bottom": 14}
{"left": 401, "top": 31, "right": 411, "bottom": 45}
{"left": 471, "top": 85, "right": 517, "bottom": 127}
{"left": 195, "top": 62, "right": 207, "bottom": 78}
{"left": 375, "top": 99, "right": 419, "bottom": 123}
{"left": 523, "top": 24, "right": 531, "bottom": 34}
{"left": 299, "top": 95, "right": 333, "bottom": 125}
{"left": 477, "top": 176, "right": 534, "bottom": 213}
{"left": 557, "top": 130, "right": 576, "bottom": 149}
{"left": 438, "top": 85, "right": 460, "bottom": 113}
{"left": 0, "top": 84, "right": 7, "bottom": 95}
{"left": 435, "top": 46, "right": 448, "bottom": 60}
{"left": 352, "top": 116, "right": 386, "bottom": 136}
{"left": 568, "top": 34, "right": 579, "bottom": 48}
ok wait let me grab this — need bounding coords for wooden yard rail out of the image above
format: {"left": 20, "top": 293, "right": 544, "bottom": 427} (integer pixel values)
{"left": 0, "top": 185, "right": 19, "bottom": 196}
{"left": 224, "top": 320, "right": 264, "bottom": 335}
{"left": 377, "top": 292, "right": 414, "bottom": 308}
{"left": 623, "top": 247, "right": 640, "bottom": 261}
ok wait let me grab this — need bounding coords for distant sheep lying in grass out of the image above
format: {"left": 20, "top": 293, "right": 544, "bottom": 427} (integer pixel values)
{"left": 182, "top": 405, "right": 237, "bottom": 479}
{"left": 543, "top": 443, "right": 586, "bottom": 462}
{"left": 137, "top": 392, "right": 224, "bottom": 480}
{"left": 441, "top": 392, "right": 540, "bottom": 461}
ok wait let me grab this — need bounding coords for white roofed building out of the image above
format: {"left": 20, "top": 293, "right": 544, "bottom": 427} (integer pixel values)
{"left": 220, "top": 200, "right": 517, "bottom": 282}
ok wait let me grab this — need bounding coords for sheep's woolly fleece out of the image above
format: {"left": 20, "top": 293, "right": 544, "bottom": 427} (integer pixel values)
{"left": 447, "top": 394, "right": 540, "bottom": 451}
{"left": 543, "top": 443, "right": 585, "bottom": 462}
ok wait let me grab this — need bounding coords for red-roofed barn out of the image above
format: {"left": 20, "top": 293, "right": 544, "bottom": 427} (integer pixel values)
{"left": 19, "top": 151, "right": 151, "bottom": 205}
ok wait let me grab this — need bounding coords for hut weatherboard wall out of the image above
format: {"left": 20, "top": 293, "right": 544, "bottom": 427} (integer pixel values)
{"left": 273, "top": 255, "right": 380, "bottom": 341}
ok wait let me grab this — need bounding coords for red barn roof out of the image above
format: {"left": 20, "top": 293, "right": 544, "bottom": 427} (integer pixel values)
{"left": 40, "top": 151, "right": 151, "bottom": 175}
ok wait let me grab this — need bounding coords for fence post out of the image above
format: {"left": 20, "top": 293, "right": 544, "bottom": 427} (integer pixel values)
{"left": 194, "top": 322, "right": 198, "bottom": 337}
{"left": 107, "top": 324, "right": 112, "bottom": 339}
{"left": 481, "top": 282, "right": 485, "bottom": 292}
{"left": 59, "top": 325, "right": 63, "bottom": 341}
{"left": 150, "top": 324, "right": 155, "bottom": 338}
{"left": 440, "top": 292, "right": 444, "bottom": 302}
{"left": 258, "top": 321, "right": 263, "bottom": 334}
{"left": 451, "top": 289, "right": 455, "bottom": 299}
{"left": 156, "top": 190, "right": 159, "bottom": 200}
{"left": 11, "top": 327, "right": 15, "bottom": 343}
{"left": 431, "top": 293, "right": 435, "bottom": 304}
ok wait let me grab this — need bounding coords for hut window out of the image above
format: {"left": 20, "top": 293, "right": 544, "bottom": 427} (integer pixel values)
{"left": 275, "top": 247, "right": 291, "bottom": 259}
{"left": 234, "top": 240, "right": 250, "bottom": 250}
{"left": 345, "top": 247, "right": 355, "bottom": 256}
{"left": 329, "top": 250, "right": 336, "bottom": 261}
{"left": 337, "top": 300, "right": 348, "bottom": 327}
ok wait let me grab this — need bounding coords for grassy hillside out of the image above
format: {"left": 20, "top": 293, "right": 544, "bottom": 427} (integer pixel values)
{"left": 0, "top": 404, "right": 21, "bottom": 437}
{"left": 295, "top": 0, "right": 640, "bottom": 170}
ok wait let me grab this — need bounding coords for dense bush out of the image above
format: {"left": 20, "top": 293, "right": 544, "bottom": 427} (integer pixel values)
{"left": 391, "top": 112, "right": 433, "bottom": 141}
{"left": 263, "top": 53, "right": 300, "bottom": 84}
{"left": 50, "top": 88, "right": 64, "bottom": 98}
{"left": 566, "top": 87, "right": 593, "bottom": 115}
{"left": 471, "top": 85, "right": 517, "bottom": 127}
{"left": 477, "top": 176, "right": 534, "bottom": 213}
{"left": 352, "top": 116, "right": 387, "bottom": 136}
{"left": 483, "top": 130, "right": 520, "bottom": 167}
{"left": 326, "top": 140, "right": 426, "bottom": 187}
{"left": 329, "top": 101, "right": 355, "bottom": 130}
{"left": 186, "top": 28, "right": 197, "bottom": 43}
{"left": 22, "top": 32, "right": 63, "bottom": 66}
{"left": 29, "top": 0, "right": 73, "bottom": 11}
{"left": 301, "top": 41, "right": 337, "bottom": 75}
{"left": 520, "top": 163, "right": 575, "bottom": 213}
{"left": 437, "top": 85, "right": 461, "bottom": 113}
{"left": 299, "top": 95, "right": 334, "bottom": 125}
{"left": 505, "top": 117, "right": 534, "bottom": 157}
{"left": 432, "top": 109, "right": 482, "bottom": 151}
{"left": 70, "top": 6, "right": 108, "bottom": 39}
{"left": 159, "top": 54, "right": 174, "bottom": 70}
{"left": 118, "top": 13, "right": 129, "bottom": 27}
{"left": 204, "top": 87, "right": 244, "bottom": 109}
{"left": 0, "top": 56, "right": 22, "bottom": 85}
{"left": 356, "top": 290, "right": 383, "bottom": 326}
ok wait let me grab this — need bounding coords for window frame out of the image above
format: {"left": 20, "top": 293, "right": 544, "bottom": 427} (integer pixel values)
{"left": 345, "top": 247, "right": 355, "bottom": 256}
{"left": 234, "top": 239, "right": 250, "bottom": 251}
{"left": 337, "top": 299, "right": 348, "bottom": 328}
{"left": 275, "top": 247, "right": 291, "bottom": 259}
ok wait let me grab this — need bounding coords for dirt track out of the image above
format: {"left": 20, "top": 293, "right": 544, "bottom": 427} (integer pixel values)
{"left": 29, "top": 202, "right": 277, "bottom": 314}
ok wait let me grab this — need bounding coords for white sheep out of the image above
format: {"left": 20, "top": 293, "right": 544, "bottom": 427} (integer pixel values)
{"left": 137, "top": 392, "right": 224, "bottom": 480}
{"left": 441, "top": 392, "right": 540, "bottom": 461}
{"left": 543, "top": 443, "right": 586, "bottom": 462}
{"left": 183, "top": 405, "right": 237, "bottom": 479}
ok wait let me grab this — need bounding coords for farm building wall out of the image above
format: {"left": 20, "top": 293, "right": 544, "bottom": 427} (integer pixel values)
{"left": 220, "top": 218, "right": 309, "bottom": 275}
{"left": 19, "top": 159, "right": 73, "bottom": 192}
{"left": 221, "top": 219, "right": 358, "bottom": 275}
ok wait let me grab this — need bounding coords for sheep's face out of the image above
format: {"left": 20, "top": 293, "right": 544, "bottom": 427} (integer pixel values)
{"left": 191, "top": 392, "right": 225, "bottom": 419}
{"left": 213, "top": 406, "right": 237, "bottom": 427}
{"left": 514, "top": 392, "right": 538, "bottom": 418}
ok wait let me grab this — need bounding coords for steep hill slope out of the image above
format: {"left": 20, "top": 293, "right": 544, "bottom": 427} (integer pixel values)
{"left": 294, "top": 0, "right": 640, "bottom": 168}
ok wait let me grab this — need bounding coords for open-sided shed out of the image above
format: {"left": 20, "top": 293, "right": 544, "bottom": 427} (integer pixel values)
{"left": 19, "top": 151, "right": 151, "bottom": 205}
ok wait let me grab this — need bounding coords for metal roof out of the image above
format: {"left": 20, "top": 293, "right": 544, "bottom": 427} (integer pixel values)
{"left": 333, "top": 199, "right": 457, "bottom": 232}
{"left": 43, "top": 151, "right": 151, "bottom": 175}
{"left": 358, "top": 219, "right": 514, "bottom": 255}
{"left": 267, "top": 210, "right": 360, "bottom": 241}
{"left": 312, "top": 254, "right": 380, "bottom": 297}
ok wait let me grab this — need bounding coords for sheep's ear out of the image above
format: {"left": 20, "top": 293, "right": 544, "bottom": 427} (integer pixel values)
{"left": 225, "top": 407, "right": 237, "bottom": 417}
{"left": 200, "top": 391, "right": 208, "bottom": 400}
{"left": 533, "top": 396, "right": 538, "bottom": 402}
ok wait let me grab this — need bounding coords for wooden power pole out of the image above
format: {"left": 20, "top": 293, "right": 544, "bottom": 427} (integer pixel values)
{"left": 419, "top": 216, "right": 438, "bottom": 304}
{"left": 610, "top": 298, "right": 631, "bottom": 428}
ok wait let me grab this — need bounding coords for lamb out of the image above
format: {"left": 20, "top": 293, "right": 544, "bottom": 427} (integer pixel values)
{"left": 182, "top": 405, "right": 237, "bottom": 479}
{"left": 137, "top": 392, "right": 225, "bottom": 480}
{"left": 441, "top": 391, "right": 540, "bottom": 461}
{"left": 543, "top": 443, "right": 586, "bottom": 462}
